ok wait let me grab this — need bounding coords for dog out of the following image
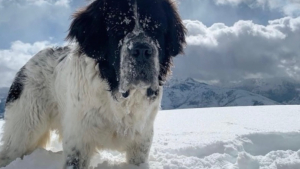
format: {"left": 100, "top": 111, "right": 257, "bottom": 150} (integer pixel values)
{"left": 0, "top": 0, "right": 186, "bottom": 168}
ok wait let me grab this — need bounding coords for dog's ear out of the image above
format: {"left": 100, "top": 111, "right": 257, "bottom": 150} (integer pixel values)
{"left": 66, "top": 0, "right": 107, "bottom": 59}
{"left": 164, "top": 0, "right": 186, "bottom": 57}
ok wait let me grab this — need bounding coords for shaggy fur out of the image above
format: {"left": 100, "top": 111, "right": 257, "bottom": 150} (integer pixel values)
{"left": 0, "top": 0, "right": 186, "bottom": 168}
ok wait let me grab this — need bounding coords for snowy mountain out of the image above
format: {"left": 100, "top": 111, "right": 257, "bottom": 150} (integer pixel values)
{"left": 2, "top": 105, "right": 300, "bottom": 169}
{"left": 162, "top": 78, "right": 279, "bottom": 110}
{"left": 229, "top": 78, "right": 300, "bottom": 105}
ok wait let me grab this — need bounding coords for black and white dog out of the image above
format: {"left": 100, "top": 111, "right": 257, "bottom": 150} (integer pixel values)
{"left": 0, "top": 0, "right": 186, "bottom": 168}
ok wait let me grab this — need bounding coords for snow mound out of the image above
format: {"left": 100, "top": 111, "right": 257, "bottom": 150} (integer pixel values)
{"left": 1, "top": 105, "right": 300, "bottom": 169}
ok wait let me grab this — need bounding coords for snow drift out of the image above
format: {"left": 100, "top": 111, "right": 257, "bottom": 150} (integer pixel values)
{"left": 1, "top": 105, "right": 300, "bottom": 169}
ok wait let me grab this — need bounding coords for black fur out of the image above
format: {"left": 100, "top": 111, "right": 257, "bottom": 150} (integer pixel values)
{"left": 65, "top": 150, "right": 86, "bottom": 169}
{"left": 56, "top": 46, "right": 70, "bottom": 63}
{"left": 67, "top": 0, "right": 186, "bottom": 93}
{"left": 58, "top": 55, "right": 67, "bottom": 63}
{"left": 5, "top": 66, "right": 26, "bottom": 106}
{"left": 122, "top": 90, "right": 130, "bottom": 98}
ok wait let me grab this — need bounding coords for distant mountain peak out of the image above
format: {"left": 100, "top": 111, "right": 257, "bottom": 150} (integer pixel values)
{"left": 184, "top": 78, "right": 208, "bottom": 85}
{"left": 162, "top": 77, "right": 279, "bottom": 110}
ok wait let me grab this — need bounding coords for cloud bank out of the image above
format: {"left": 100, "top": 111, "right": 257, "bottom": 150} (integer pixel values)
{"left": 0, "top": 41, "right": 57, "bottom": 87}
{"left": 173, "top": 17, "right": 300, "bottom": 84}
{"left": 214, "top": 0, "right": 300, "bottom": 16}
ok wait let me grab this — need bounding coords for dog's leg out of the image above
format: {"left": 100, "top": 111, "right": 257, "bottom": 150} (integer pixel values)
{"left": 62, "top": 131, "right": 95, "bottom": 169}
{"left": 62, "top": 112, "right": 95, "bottom": 169}
{"left": 126, "top": 128, "right": 153, "bottom": 166}
{"left": 0, "top": 101, "right": 51, "bottom": 167}
{"left": 63, "top": 144, "right": 92, "bottom": 169}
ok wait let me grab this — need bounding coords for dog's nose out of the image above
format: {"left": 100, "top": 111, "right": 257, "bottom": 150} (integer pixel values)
{"left": 131, "top": 44, "right": 153, "bottom": 60}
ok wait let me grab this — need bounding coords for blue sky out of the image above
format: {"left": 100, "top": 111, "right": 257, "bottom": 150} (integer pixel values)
{"left": 1, "top": 0, "right": 300, "bottom": 87}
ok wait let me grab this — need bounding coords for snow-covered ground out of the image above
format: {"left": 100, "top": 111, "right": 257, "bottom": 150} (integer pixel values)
{"left": 1, "top": 105, "right": 300, "bottom": 169}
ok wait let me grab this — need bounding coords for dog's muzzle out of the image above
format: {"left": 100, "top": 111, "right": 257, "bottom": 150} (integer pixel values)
{"left": 129, "top": 42, "right": 156, "bottom": 83}
{"left": 119, "top": 31, "right": 159, "bottom": 98}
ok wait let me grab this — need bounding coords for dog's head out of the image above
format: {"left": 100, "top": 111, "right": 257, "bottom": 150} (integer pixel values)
{"left": 67, "top": 0, "right": 186, "bottom": 98}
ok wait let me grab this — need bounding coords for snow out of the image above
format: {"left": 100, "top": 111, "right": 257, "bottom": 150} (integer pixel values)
{"left": 1, "top": 105, "right": 300, "bottom": 169}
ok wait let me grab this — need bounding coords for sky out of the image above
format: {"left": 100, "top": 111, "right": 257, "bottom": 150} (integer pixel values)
{"left": 0, "top": 0, "right": 300, "bottom": 87}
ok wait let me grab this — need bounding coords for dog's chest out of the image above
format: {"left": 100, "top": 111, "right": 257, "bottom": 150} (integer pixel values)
{"left": 80, "top": 88, "right": 160, "bottom": 147}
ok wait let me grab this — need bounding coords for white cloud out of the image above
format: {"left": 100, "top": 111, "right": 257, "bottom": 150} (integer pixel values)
{"left": 0, "top": 41, "right": 57, "bottom": 87}
{"left": 214, "top": 0, "right": 300, "bottom": 16}
{"left": 184, "top": 19, "right": 287, "bottom": 47}
{"left": 54, "top": 0, "right": 71, "bottom": 7}
{"left": 173, "top": 17, "right": 300, "bottom": 84}
{"left": 214, "top": 0, "right": 246, "bottom": 6}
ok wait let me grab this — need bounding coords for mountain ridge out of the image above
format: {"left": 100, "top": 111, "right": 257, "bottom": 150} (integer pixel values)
{"left": 162, "top": 78, "right": 280, "bottom": 110}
